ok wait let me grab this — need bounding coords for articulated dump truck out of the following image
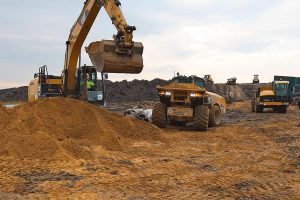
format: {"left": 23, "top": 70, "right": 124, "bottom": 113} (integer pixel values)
{"left": 152, "top": 75, "right": 226, "bottom": 131}
{"left": 252, "top": 81, "right": 290, "bottom": 113}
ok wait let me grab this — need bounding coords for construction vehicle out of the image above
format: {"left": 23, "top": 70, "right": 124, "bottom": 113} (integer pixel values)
{"left": 274, "top": 76, "right": 300, "bottom": 102}
{"left": 28, "top": 66, "right": 63, "bottom": 102}
{"left": 227, "top": 77, "right": 237, "bottom": 85}
{"left": 152, "top": 75, "right": 226, "bottom": 131}
{"left": 204, "top": 75, "right": 214, "bottom": 84}
{"left": 28, "top": 65, "right": 104, "bottom": 104}
{"left": 296, "top": 97, "right": 300, "bottom": 109}
{"left": 28, "top": 0, "right": 143, "bottom": 104}
{"left": 251, "top": 81, "right": 290, "bottom": 113}
{"left": 253, "top": 75, "right": 260, "bottom": 84}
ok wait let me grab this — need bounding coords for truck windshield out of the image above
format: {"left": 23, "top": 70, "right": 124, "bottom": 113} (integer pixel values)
{"left": 275, "top": 83, "right": 288, "bottom": 97}
{"left": 173, "top": 76, "right": 205, "bottom": 88}
{"left": 193, "top": 78, "right": 205, "bottom": 88}
{"left": 173, "top": 76, "right": 189, "bottom": 83}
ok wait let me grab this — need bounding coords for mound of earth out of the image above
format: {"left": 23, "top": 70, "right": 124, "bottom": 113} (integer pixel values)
{"left": 0, "top": 102, "right": 8, "bottom": 124}
{"left": 0, "top": 98, "right": 162, "bottom": 161}
{"left": 0, "top": 80, "right": 267, "bottom": 103}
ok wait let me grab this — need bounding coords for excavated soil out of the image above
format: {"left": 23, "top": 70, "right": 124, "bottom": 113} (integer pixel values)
{"left": 0, "top": 102, "right": 8, "bottom": 126}
{"left": 0, "top": 98, "right": 162, "bottom": 161}
{"left": 0, "top": 99, "right": 299, "bottom": 199}
{"left": 0, "top": 80, "right": 265, "bottom": 103}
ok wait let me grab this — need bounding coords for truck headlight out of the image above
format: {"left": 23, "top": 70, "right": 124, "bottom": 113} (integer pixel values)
{"left": 159, "top": 91, "right": 171, "bottom": 96}
{"left": 165, "top": 91, "right": 171, "bottom": 96}
{"left": 190, "top": 93, "right": 201, "bottom": 97}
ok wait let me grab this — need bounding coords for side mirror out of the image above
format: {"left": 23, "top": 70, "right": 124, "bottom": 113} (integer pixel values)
{"left": 34, "top": 73, "right": 38, "bottom": 79}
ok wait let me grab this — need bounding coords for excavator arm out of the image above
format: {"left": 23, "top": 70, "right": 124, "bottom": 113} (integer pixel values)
{"left": 63, "top": 0, "right": 143, "bottom": 94}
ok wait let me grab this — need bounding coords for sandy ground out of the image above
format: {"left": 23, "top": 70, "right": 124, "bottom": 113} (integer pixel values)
{"left": 0, "top": 102, "right": 299, "bottom": 199}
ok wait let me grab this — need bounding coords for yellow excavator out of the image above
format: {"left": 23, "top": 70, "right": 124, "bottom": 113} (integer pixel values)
{"left": 28, "top": 0, "right": 143, "bottom": 104}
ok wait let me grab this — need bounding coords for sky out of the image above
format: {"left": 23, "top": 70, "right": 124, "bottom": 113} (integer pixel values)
{"left": 0, "top": 0, "right": 300, "bottom": 89}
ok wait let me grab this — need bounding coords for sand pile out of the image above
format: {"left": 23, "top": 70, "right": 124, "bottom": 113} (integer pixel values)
{"left": 0, "top": 102, "right": 8, "bottom": 124}
{"left": 0, "top": 98, "right": 162, "bottom": 161}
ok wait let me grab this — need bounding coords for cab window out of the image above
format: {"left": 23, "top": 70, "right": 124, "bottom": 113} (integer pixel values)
{"left": 275, "top": 83, "right": 288, "bottom": 97}
{"left": 193, "top": 78, "right": 205, "bottom": 88}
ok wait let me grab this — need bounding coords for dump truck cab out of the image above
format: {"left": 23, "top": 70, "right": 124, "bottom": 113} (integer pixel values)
{"left": 253, "top": 75, "right": 260, "bottom": 84}
{"left": 204, "top": 75, "right": 214, "bottom": 84}
{"left": 153, "top": 75, "right": 226, "bottom": 131}
{"left": 252, "top": 81, "right": 290, "bottom": 113}
{"left": 227, "top": 77, "right": 237, "bottom": 85}
{"left": 173, "top": 75, "right": 205, "bottom": 87}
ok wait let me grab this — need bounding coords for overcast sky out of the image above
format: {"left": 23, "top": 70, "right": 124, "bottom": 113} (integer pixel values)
{"left": 0, "top": 0, "right": 299, "bottom": 89}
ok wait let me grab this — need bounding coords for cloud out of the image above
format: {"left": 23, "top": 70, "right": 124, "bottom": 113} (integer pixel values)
{"left": 0, "top": 0, "right": 299, "bottom": 86}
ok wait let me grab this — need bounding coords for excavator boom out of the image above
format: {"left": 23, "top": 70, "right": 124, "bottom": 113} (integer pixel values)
{"left": 63, "top": 0, "right": 143, "bottom": 94}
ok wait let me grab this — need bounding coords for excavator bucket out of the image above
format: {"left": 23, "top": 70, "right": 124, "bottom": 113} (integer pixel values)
{"left": 85, "top": 40, "right": 144, "bottom": 74}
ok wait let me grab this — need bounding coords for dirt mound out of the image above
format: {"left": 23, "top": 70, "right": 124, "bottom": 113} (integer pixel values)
{"left": 0, "top": 102, "right": 8, "bottom": 124}
{"left": 97, "top": 79, "right": 170, "bottom": 102}
{"left": 0, "top": 98, "right": 162, "bottom": 161}
{"left": 1, "top": 80, "right": 268, "bottom": 103}
{"left": 0, "top": 86, "right": 27, "bottom": 102}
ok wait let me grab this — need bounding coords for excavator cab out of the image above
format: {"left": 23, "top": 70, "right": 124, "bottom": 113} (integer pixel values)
{"left": 76, "top": 65, "right": 104, "bottom": 105}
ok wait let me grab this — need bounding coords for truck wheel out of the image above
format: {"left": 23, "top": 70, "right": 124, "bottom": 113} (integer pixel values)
{"left": 209, "top": 105, "right": 221, "bottom": 127}
{"left": 193, "top": 106, "right": 209, "bottom": 131}
{"left": 255, "top": 105, "right": 263, "bottom": 113}
{"left": 251, "top": 100, "right": 255, "bottom": 112}
{"left": 278, "top": 106, "right": 287, "bottom": 113}
{"left": 152, "top": 103, "right": 167, "bottom": 128}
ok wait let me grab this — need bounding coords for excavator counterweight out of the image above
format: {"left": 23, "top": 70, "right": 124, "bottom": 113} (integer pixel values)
{"left": 86, "top": 40, "right": 143, "bottom": 74}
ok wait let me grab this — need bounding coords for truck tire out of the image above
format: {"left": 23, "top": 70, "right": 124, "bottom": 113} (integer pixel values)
{"left": 152, "top": 103, "right": 167, "bottom": 128}
{"left": 255, "top": 105, "right": 263, "bottom": 113}
{"left": 251, "top": 100, "right": 255, "bottom": 112}
{"left": 209, "top": 105, "right": 221, "bottom": 127}
{"left": 193, "top": 106, "right": 209, "bottom": 131}
{"left": 278, "top": 106, "right": 287, "bottom": 113}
